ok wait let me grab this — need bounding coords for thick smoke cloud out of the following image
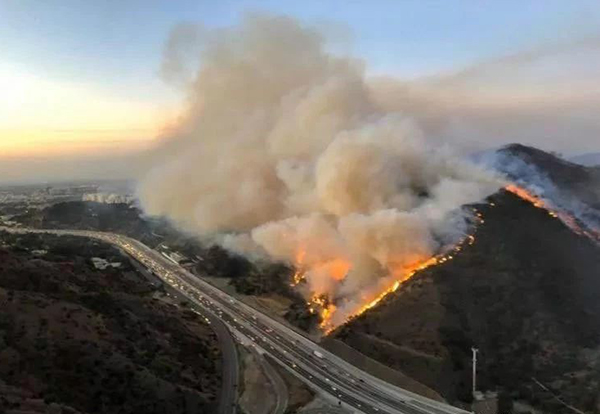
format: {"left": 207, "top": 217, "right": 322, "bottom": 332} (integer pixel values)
{"left": 371, "top": 34, "right": 600, "bottom": 155}
{"left": 138, "top": 14, "right": 501, "bottom": 326}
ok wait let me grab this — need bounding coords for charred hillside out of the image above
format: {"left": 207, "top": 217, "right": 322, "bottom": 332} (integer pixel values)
{"left": 332, "top": 190, "right": 600, "bottom": 413}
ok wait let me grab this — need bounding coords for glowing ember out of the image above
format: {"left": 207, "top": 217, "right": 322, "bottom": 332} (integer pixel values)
{"left": 505, "top": 184, "right": 546, "bottom": 208}
{"left": 290, "top": 249, "right": 307, "bottom": 286}
{"left": 308, "top": 295, "right": 338, "bottom": 332}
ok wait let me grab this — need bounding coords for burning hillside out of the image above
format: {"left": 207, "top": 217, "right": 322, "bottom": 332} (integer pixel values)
{"left": 331, "top": 188, "right": 600, "bottom": 412}
{"left": 305, "top": 227, "right": 480, "bottom": 334}
{"left": 487, "top": 144, "right": 600, "bottom": 242}
{"left": 308, "top": 178, "right": 600, "bottom": 334}
{"left": 138, "top": 14, "right": 501, "bottom": 329}
{"left": 505, "top": 184, "right": 600, "bottom": 243}
{"left": 137, "top": 16, "right": 599, "bottom": 336}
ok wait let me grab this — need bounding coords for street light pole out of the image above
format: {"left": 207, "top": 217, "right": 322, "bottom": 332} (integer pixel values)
{"left": 471, "top": 347, "right": 479, "bottom": 397}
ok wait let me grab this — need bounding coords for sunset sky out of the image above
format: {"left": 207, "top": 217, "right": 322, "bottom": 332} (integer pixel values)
{"left": 1, "top": 0, "right": 600, "bottom": 182}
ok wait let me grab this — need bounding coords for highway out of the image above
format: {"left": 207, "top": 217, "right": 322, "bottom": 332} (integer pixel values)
{"left": 3, "top": 227, "right": 473, "bottom": 414}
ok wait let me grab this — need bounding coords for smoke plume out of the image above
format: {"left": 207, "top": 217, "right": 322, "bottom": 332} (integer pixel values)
{"left": 138, "top": 14, "right": 501, "bottom": 326}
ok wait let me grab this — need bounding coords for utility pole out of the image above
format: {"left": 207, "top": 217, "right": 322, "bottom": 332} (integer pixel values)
{"left": 471, "top": 347, "right": 479, "bottom": 398}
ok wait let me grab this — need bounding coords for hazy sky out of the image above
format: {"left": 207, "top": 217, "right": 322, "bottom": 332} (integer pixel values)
{"left": 1, "top": 0, "right": 600, "bottom": 183}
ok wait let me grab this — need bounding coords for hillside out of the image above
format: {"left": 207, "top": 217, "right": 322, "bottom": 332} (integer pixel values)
{"left": 333, "top": 190, "right": 600, "bottom": 413}
{"left": 13, "top": 201, "right": 163, "bottom": 247}
{"left": 493, "top": 144, "right": 600, "bottom": 230}
{"left": 11, "top": 201, "right": 319, "bottom": 331}
{"left": 0, "top": 232, "right": 222, "bottom": 414}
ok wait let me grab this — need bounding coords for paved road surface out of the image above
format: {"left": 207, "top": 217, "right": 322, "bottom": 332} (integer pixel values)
{"left": 3, "top": 227, "right": 473, "bottom": 414}
{"left": 202, "top": 300, "right": 239, "bottom": 414}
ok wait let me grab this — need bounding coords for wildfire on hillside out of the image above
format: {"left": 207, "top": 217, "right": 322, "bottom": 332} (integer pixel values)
{"left": 504, "top": 184, "right": 600, "bottom": 242}
{"left": 291, "top": 184, "right": 598, "bottom": 335}
{"left": 296, "top": 212, "right": 485, "bottom": 335}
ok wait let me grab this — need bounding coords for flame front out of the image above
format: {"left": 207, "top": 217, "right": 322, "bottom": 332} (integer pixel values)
{"left": 294, "top": 184, "right": 598, "bottom": 335}
{"left": 290, "top": 249, "right": 307, "bottom": 287}
{"left": 504, "top": 184, "right": 546, "bottom": 208}
{"left": 505, "top": 184, "right": 600, "bottom": 242}
{"left": 353, "top": 256, "right": 440, "bottom": 318}
{"left": 299, "top": 230, "right": 481, "bottom": 335}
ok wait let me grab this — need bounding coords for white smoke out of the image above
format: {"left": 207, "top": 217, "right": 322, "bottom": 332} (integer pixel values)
{"left": 138, "top": 14, "right": 501, "bottom": 326}
{"left": 481, "top": 147, "right": 600, "bottom": 237}
{"left": 83, "top": 193, "right": 133, "bottom": 205}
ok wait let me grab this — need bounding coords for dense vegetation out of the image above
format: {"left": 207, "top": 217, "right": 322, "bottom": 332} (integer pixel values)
{"left": 13, "top": 202, "right": 320, "bottom": 332}
{"left": 0, "top": 232, "right": 222, "bottom": 414}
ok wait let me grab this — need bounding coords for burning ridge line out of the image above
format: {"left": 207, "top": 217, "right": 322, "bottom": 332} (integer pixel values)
{"left": 295, "top": 184, "right": 597, "bottom": 335}
{"left": 295, "top": 211, "right": 484, "bottom": 335}
{"left": 504, "top": 184, "right": 600, "bottom": 244}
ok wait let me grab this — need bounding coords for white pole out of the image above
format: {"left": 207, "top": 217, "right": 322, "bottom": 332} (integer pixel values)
{"left": 471, "top": 347, "right": 479, "bottom": 397}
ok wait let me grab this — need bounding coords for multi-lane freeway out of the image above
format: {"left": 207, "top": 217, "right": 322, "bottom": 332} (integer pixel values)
{"left": 3, "top": 227, "right": 472, "bottom": 414}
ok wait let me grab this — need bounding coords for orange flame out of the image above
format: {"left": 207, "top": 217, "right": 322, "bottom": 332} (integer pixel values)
{"left": 355, "top": 256, "right": 439, "bottom": 316}
{"left": 505, "top": 184, "right": 599, "bottom": 241}
{"left": 312, "top": 233, "right": 478, "bottom": 335}
{"left": 290, "top": 249, "right": 307, "bottom": 286}
{"left": 505, "top": 184, "right": 546, "bottom": 208}
{"left": 306, "top": 184, "right": 598, "bottom": 334}
{"left": 317, "top": 259, "right": 351, "bottom": 281}
{"left": 295, "top": 208, "right": 488, "bottom": 334}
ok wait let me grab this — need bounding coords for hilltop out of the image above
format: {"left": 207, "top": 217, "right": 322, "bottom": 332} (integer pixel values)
{"left": 493, "top": 144, "right": 600, "bottom": 230}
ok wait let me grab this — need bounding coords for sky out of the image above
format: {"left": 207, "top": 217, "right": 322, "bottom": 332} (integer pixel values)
{"left": 1, "top": 0, "right": 600, "bottom": 183}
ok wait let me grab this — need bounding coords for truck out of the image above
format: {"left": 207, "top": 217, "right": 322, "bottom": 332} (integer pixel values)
{"left": 313, "top": 350, "right": 324, "bottom": 359}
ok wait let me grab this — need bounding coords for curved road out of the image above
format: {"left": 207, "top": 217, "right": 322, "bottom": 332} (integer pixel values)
{"left": 4, "top": 227, "right": 473, "bottom": 414}
{"left": 204, "top": 304, "right": 239, "bottom": 414}
{"left": 253, "top": 351, "right": 289, "bottom": 414}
